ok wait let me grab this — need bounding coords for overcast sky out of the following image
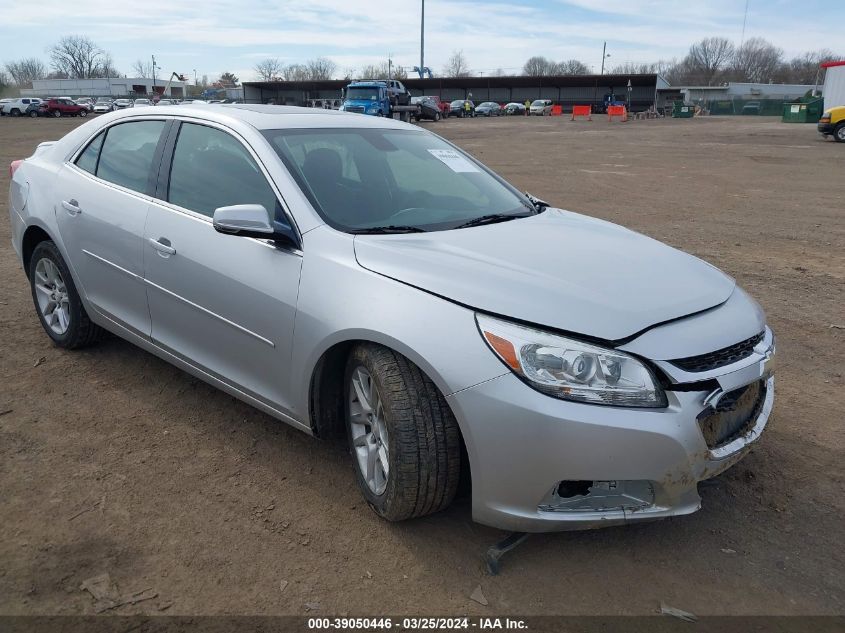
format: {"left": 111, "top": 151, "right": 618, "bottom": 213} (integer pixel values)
{"left": 3, "top": 0, "right": 843, "bottom": 82}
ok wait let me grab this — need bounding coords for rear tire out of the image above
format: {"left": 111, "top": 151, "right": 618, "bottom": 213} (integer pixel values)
{"left": 29, "top": 110, "right": 38, "bottom": 118}
{"left": 11, "top": 108, "right": 21, "bottom": 117}
{"left": 434, "top": 112, "right": 441, "bottom": 121}
{"left": 345, "top": 344, "right": 461, "bottom": 522}
{"left": 52, "top": 110, "right": 61, "bottom": 118}
{"left": 835, "top": 122, "right": 845, "bottom": 143}
{"left": 29, "top": 241, "right": 103, "bottom": 349}
{"left": 79, "top": 110, "right": 87, "bottom": 118}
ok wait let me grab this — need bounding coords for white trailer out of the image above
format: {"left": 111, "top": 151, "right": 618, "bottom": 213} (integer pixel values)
{"left": 822, "top": 61, "right": 845, "bottom": 108}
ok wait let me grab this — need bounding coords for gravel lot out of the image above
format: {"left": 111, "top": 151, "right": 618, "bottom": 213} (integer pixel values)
{"left": 1, "top": 114, "right": 843, "bottom": 617}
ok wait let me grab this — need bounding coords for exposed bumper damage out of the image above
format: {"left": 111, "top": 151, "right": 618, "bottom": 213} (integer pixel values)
{"left": 447, "top": 328, "right": 775, "bottom": 533}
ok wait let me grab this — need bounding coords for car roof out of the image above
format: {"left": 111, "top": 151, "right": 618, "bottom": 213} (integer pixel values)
{"left": 103, "top": 103, "right": 415, "bottom": 131}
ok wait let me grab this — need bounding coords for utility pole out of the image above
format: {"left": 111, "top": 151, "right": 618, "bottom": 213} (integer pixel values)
{"left": 420, "top": 0, "right": 425, "bottom": 78}
{"left": 600, "top": 42, "right": 607, "bottom": 75}
{"left": 151, "top": 55, "right": 157, "bottom": 88}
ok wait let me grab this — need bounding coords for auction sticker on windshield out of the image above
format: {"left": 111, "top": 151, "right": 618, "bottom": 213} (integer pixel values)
{"left": 428, "top": 149, "right": 480, "bottom": 173}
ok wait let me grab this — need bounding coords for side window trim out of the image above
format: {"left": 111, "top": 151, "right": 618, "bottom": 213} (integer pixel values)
{"left": 155, "top": 120, "right": 181, "bottom": 202}
{"left": 150, "top": 119, "right": 178, "bottom": 199}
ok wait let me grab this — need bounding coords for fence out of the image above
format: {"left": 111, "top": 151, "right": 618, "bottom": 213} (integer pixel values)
{"left": 698, "top": 98, "right": 800, "bottom": 116}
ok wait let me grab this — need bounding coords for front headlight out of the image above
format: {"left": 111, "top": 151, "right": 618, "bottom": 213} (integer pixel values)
{"left": 477, "top": 314, "right": 667, "bottom": 408}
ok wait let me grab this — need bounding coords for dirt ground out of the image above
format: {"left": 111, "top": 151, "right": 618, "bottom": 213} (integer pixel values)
{"left": 1, "top": 114, "right": 843, "bottom": 618}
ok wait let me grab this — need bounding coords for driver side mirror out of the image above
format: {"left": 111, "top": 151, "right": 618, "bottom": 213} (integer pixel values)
{"left": 213, "top": 204, "right": 298, "bottom": 247}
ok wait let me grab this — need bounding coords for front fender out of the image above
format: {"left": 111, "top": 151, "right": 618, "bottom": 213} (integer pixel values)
{"left": 289, "top": 226, "right": 507, "bottom": 422}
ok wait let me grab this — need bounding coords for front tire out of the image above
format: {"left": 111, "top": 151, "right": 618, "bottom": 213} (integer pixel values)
{"left": 345, "top": 344, "right": 461, "bottom": 521}
{"left": 835, "top": 122, "right": 845, "bottom": 143}
{"left": 79, "top": 110, "right": 87, "bottom": 118}
{"left": 52, "top": 110, "right": 61, "bottom": 118}
{"left": 29, "top": 241, "right": 103, "bottom": 349}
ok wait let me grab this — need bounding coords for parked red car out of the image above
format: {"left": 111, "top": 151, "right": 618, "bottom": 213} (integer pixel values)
{"left": 39, "top": 98, "right": 89, "bottom": 118}
{"left": 420, "top": 95, "right": 450, "bottom": 118}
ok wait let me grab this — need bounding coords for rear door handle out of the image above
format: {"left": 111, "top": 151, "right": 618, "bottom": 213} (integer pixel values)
{"left": 61, "top": 199, "right": 81, "bottom": 215}
{"left": 149, "top": 237, "right": 176, "bottom": 256}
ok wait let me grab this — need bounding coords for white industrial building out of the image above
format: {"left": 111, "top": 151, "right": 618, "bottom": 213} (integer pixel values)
{"left": 821, "top": 61, "right": 845, "bottom": 108}
{"left": 20, "top": 77, "right": 189, "bottom": 99}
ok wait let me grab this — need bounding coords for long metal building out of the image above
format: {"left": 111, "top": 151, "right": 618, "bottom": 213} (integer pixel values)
{"left": 243, "top": 74, "right": 668, "bottom": 112}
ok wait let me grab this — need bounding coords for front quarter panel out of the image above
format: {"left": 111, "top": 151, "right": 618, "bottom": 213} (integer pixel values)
{"left": 289, "top": 226, "right": 508, "bottom": 421}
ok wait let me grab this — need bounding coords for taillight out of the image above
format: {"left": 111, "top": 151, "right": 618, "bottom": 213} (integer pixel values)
{"left": 10, "top": 160, "right": 23, "bottom": 179}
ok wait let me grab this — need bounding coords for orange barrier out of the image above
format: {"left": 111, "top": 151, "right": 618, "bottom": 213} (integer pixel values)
{"left": 607, "top": 105, "right": 628, "bottom": 122}
{"left": 551, "top": 104, "right": 563, "bottom": 116}
{"left": 571, "top": 105, "right": 592, "bottom": 121}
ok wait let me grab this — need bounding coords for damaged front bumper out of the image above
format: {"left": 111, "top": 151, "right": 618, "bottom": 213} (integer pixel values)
{"left": 447, "top": 329, "right": 775, "bottom": 533}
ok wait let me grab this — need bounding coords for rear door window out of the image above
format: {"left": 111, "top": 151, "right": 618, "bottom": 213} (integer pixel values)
{"left": 96, "top": 121, "right": 165, "bottom": 194}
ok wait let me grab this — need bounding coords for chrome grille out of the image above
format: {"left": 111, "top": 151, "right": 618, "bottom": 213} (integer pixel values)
{"left": 671, "top": 332, "right": 764, "bottom": 373}
{"left": 345, "top": 106, "right": 365, "bottom": 114}
{"left": 698, "top": 380, "right": 766, "bottom": 449}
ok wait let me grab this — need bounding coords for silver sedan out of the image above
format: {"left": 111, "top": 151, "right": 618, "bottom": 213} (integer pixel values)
{"left": 8, "top": 105, "right": 775, "bottom": 532}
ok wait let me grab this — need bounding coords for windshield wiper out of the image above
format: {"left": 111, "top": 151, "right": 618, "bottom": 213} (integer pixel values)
{"left": 352, "top": 225, "right": 428, "bottom": 234}
{"left": 525, "top": 192, "right": 550, "bottom": 211}
{"left": 453, "top": 213, "right": 529, "bottom": 230}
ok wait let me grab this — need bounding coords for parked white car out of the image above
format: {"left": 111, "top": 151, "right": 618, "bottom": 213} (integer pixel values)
{"left": 2, "top": 98, "right": 42, "bottom": 116}
{"left": 113, "top": 99, "right": 133, "bottom": 110}
{"left": 93, "top": 100, "right": 114, "bottom": 113}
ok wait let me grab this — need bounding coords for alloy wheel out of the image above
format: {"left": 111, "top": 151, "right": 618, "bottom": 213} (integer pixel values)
{"left": 33, "top": 258, "right": 70, "bottom": 335}
{"left": 348, "top": 366, "right": 389, "bottom": 495}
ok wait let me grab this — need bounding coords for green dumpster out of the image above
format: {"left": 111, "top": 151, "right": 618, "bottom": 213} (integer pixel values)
{"left": 782, "top": 98, "right": 825, "bottom": 123}
{"left": 672, "top": 101, "right": 694, "bottom": 118}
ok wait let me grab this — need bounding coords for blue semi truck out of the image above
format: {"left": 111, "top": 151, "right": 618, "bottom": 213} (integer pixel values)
{"left": 340, "top": 80, "right": 418, "bottom": 120}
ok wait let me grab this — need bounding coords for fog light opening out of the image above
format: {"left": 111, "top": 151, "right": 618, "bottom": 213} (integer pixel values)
{"left": 557, "top": 480, "right": 592, "bottom": 498}
{"left": 540, "top": 480, "right": 656, "bottom": 513}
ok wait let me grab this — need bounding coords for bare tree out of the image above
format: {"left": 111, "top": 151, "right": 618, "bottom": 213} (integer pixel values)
{"left": 358, "top": 62, "right": 407, "bottom": 80}
{"left": 284, "top": 64, "right": 310, "bottom": 81}
{"left": 730, "top": 37, "right": 783, "bottom": 83}
{"left": 49, "top": 35, "right": 115, "bottom": 79}
{"left": 786, "top": 49, "right": 839, "bottom": 84}
{"left": 93, "top": 53, "right": 120, "bottom": 79}
{"left": 306, "top": 57, "right": 337, "bottom": 80}
{"left": 443, "top": 50, "right": 470, "bottom": 77}
{"left": 492, "top": 68, "right": 506, "bottom": 77}
{"left": 254, "top": 58, "right": 284, "bottom": 81}
{"left": 131, "top": 59, "right": 158, "bottom": 79}
{"left": 555, "top": 59, "right": 590, "bottom": 75}
{"left": 522, "top": 56, "right": 553, "bottom": 76}
{"left": 611, "top": 61, "right": 668, "bottom": 75}
{"left": 684, "top": 37, "right": 735, "bottom": 85}
{"left": 5, "top": 58, "right": 47, "bottom": 86}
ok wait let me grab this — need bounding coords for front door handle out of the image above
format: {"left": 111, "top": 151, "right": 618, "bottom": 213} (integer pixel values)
{"left": 61, "top": 199, "right": 81, "bottom": 215}
{"left": 149, "top": 237, "right": 176, "bottom": 256}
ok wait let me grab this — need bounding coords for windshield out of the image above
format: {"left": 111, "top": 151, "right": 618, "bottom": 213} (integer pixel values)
{"left": 346, "top": 87, "right": 380, "bottom": 101}
{"left": 263, "top": 128, "right": 534, "bottom": 233}
{"left": 531, "top": 100, "right": 546, "bottom": 107}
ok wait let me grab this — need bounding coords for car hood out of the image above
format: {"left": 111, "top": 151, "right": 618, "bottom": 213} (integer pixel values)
{"left": 353, "top": 209, "right": 735, "bottom": 341}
